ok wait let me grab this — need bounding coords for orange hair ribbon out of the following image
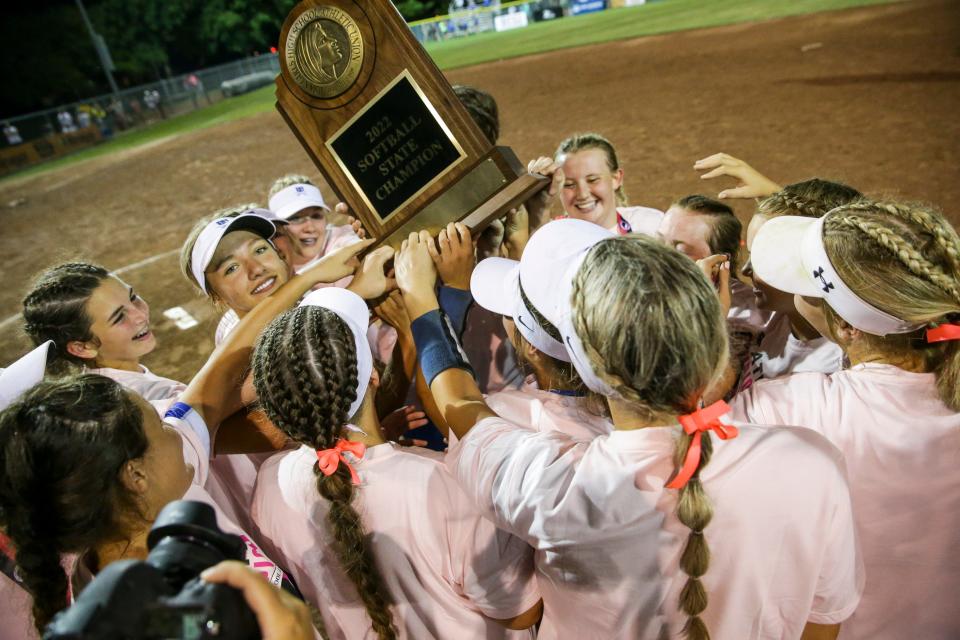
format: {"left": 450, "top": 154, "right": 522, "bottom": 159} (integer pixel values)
{"left": 926, "top": 323, "right": 960, "bottom": 343}
{"left": 665, "top": 400, "right": 737, "bottom": 490}
{"left": 316, "top": 438, "right": 367, "bottom": 485}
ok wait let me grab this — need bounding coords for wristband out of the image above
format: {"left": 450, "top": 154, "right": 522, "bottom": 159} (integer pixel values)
{"left": 411, "top": 309, "right": 474, "bottom": 386}
{"left": 164, "top": 401, "right": 211, "bottom": 460}
{"left": 437, "top": 286, "right": 473, "bottom": 336}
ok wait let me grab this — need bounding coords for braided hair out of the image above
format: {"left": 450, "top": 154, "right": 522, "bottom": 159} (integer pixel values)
{"left": 822, "top": 200, "right": 960, "bottom": 410}
{"left": 0, "top": 374, "right": 147, "bottom": 632}
{"left": 757, "top": 178, "right": 862, "bottom": 220}
{"left": 570, "top": 236, "right": 729, "bottom": 639}
{"left": 21, "top": 262, "right": 110, "bottom": 371}
{"left": 252, "top": 307, "right": 396, "bottom": 639}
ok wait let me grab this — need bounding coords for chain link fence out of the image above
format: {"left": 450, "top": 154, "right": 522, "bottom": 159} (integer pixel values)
{"left": 1, "top": 53, "right": 281, "bottom": 176}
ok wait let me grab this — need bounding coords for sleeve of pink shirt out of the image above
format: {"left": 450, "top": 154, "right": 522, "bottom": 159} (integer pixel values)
{"left": 447, "top": 416, "right": 584, "bottom": 539}
{"left": 443, "top": 478, "right": 541, "bottom": 619}
{"left": 165, "top": 412, "right": 211, "bottom": 486}
{"left": 806, "top": 447, "right": 865, "bottom": 624}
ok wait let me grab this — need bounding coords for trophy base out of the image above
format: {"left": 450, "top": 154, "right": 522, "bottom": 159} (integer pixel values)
{"left": 375, "top": 146, "right": 549, "bottom": 250}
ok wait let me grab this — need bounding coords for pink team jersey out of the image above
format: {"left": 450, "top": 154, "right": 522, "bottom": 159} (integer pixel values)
{"left": 448, "top": 418, "right": 863, "bottom": 639}
{"left": 90, "top": 366, "right": 262, "bottom": 540}
{"left": 0, "top": 571, "right": 37, "bottom": 640}
{"left": 732, "top": 363, "right": 960, "bottom": 639}
{"left": 252, "top": 442, "right": 540, "bottom": 639}
{"left": 484, "top": 376, "right": 611, "bottom": 441}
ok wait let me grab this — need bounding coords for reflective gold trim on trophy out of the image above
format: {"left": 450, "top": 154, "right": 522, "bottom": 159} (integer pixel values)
{"left": 285, "top": 6, "right": 363, "bottom": 98}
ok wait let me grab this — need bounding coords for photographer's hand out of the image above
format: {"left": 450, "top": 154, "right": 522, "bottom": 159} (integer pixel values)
{"left": 202, "top": 561, "right": 313, "bottom": 640}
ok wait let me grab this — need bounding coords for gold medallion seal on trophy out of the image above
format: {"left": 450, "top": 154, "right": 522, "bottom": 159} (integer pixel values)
{"left": 285, "top": 6, "right": 364, "bottom": 99}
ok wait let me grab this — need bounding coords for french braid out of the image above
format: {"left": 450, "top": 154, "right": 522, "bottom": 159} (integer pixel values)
{"left": 822, "top": 201, "right": 960, "bottom": 410}
{"left": 253, "top": 308, "right": 396, "bottom": 639}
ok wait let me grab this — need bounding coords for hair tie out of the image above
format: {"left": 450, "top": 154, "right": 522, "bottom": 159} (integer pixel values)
{"left": 926, "top": 323, "right": 960, "bottom": 343}
{"left": 316, "top": 438, "right": 367, "bottom": 485}
{"left": 666, "top": 400, "right": 737, "bottom": 490}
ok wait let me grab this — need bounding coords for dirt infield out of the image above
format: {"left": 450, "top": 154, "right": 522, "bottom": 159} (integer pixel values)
{"left": 1, "top": 0, "right": 957, "bottom": 380}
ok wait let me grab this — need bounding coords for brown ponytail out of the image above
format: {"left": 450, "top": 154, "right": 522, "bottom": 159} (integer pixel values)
{"left": 253, "top": 307, "right": 396, "bottom": 639}
{"left": 569, "top": 236, "right": 729, "bottom": 637}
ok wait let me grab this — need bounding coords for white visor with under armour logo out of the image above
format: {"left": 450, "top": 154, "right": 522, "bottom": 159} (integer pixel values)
{"left": 751, "top": 214, "right": 923, "bottom": 336}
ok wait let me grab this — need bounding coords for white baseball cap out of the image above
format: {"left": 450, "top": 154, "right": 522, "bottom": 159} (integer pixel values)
{"left": 750, "top": 214, "right": 923, "bottom": 336}
{"left": 269, "top": 183, "right": 330, "bottom": 220}
{"left": 299, "top": 288, "right": 372, "bottom": 419}
{"left": 190, "top": 211, "right": 277, "bottom": 294}
{"left": 0, "top": 340, "right": 53, "bottom": 410}
{"left": 470, "top": 257, "right": 571, "bottom": 362}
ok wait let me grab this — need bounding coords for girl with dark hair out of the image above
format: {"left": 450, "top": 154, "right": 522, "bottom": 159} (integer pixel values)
{"left": 1, "top": 241, "right": 381, "bottom": 635}
{"left": 250, "top": 287, "right": 542, "bottom": 640}
{"left": 395, "top": 222, "right": 863, "bottom": 639}
{"left": 22, "top": 261, "right": 183, "bottom": 404}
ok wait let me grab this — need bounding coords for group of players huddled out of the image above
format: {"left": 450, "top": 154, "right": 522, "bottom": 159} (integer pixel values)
{"left": 1, "top": 85, "right": 958, "bottom": 639}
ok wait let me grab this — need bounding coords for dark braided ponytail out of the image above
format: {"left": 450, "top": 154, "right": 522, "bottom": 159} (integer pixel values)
{"left": 21, "top": 262, "right": 110, "bottom": 371}
{"left": 253, "top": 307, "right": 397, "bottom": 640}
{"left": 0, "top": 374, "right": 147, "bottom": 632}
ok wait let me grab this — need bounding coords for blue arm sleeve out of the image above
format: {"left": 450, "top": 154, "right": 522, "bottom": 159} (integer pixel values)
{"left": 411, "top": 308, "right": 475, "bottom": 386}
{"left": 437, "top": 286, "right": 473, "bottom": 337}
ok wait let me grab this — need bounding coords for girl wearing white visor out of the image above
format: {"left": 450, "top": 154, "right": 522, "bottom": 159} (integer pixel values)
{"left": 469, "top": 219, "right": 612, "bottom": 441}
{"left": 733, "top": 200, "right": 960, "bottom": 639}
{"left": 267, "top": 174, "right": 361, "bottom": 273}
{"left": 396, "top": 221, "right": 862, "bottom": 640}
{"left": 250, "top": 288, "right": 542, "bottom": 640}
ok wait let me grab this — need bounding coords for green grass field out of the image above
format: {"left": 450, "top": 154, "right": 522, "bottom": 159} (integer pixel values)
{"left": 3, "top": 0, "right": 898, "bottom": 183}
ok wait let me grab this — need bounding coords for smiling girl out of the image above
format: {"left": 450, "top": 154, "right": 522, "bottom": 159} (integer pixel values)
{"left": 22, "top": 262, "right": 183, "bottom": 404}
{"left": 267, "top": 175, "right": 360, "bottom": 273}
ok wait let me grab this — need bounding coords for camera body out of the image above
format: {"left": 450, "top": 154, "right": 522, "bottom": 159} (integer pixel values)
{"left": 44, "top": 500, "right": 261, "bottom": 640}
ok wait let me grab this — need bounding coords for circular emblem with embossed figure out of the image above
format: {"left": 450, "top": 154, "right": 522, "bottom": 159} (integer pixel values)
{"left": 286, "top": 6, "right": 363, "bottom": 99}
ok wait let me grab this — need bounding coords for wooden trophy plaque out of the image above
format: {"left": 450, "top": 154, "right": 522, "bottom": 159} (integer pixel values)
{"left": 275, "top": 0, "right": 547, "bottom": 249}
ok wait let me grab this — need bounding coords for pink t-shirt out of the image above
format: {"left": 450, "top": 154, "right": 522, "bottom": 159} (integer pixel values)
{"left": 448, "top": 418, "right": 862, "bottom": 639}
{"left": 252, "top": 442, "right": 540, "bottom": 639}
{"left": 89, "top": 365, "right": 185, "bottom": 412}
{"left": 90, "top": 365, "right": 262, "bottom": 540}
{"left": 484, "top": 377, "right": 611, "bottom": 441}
{"left": 732, "top": 363, "right": 960, "bottom": 639}
{"left": 0, "top": 570, "right": 37, "bottom": 640}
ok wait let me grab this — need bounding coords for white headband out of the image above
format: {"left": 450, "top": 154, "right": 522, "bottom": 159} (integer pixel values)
{"left": 752, "top": 215, "right": 924, "bottom": 336}
{"left": 269, "top": 183, "right": 329, "bottom": 220}
{"left": 298, "top": 288, "right": 373, "bottom": 419}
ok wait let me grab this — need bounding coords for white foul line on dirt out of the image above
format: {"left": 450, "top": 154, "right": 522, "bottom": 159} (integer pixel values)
{"left": 0, "top": 247, "right": 181, "bottom": 334}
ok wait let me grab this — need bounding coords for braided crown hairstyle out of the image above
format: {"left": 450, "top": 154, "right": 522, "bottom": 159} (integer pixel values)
{"left": 757, "top": 178, "right": 863, "bottom": 220}
{"left": 556, "top": 132, "right": 627, "bottom": 205}
{"left": 570, "top": 236, "right": 728, "bottom": 640}
{"left": 252, "top": 306, "right": 396, "bottom": 639}
{"left": 22, "top": 262, "right": 110, "bottom": 371}
{"left": 0, "top": 374, "right": 147, "bottom": 632}
{"left": 822, "top": 200, "right": 960, "bottom": 410}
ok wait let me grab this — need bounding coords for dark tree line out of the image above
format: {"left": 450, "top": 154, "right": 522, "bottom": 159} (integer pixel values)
{"left": 1, "top": 0, "right": 448, "bottom": 116}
